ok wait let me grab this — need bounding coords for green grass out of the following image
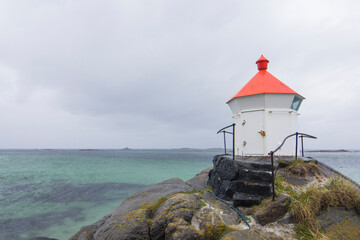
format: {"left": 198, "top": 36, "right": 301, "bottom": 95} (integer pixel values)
{"left": 294, "top": 224, "right": 315, "bottom": 240}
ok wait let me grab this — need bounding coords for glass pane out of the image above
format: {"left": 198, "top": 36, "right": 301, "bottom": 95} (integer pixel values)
{"left": 291, "top": 95, "right": 303, "bottom": 111}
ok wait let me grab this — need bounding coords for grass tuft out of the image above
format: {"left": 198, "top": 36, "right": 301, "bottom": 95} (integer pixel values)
{"left": 294, "top": 224, "right": 315, "bottom": 240}
{"left": 287, "top": 159, "right": 322, "bottom": 177}
{"left": 290, "top": 177, "right": 360, "bottom": 238}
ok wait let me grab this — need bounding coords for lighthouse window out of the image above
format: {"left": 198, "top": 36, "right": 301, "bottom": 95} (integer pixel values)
{"left": 291, "top": 95, "right": 303, "bottom": 111}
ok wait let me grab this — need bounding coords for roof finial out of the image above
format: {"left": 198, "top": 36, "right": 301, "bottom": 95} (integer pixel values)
{"left": 256, "top": 55, "right": 269, "bottom": 71}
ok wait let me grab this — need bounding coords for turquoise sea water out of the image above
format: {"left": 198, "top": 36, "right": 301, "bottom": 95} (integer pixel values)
{"left": 0, "top": 149, "right": 359, "bottom": 240}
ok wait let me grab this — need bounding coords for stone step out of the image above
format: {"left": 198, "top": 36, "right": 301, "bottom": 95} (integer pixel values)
{"left": 236, "top": 161, "right": 273, "bottom": 172}
{"left": 230, "top": 180, "right": 272, "bottom": 197}
{"left": 233, "top": 192, "right": 264, "bottom": 207}
{"left": 236, "top": 169, "right": 273, "bottom": 183}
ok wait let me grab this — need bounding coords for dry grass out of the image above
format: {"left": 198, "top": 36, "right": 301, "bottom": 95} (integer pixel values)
{"left": 290, "top": 177, "right": 360, "bottom": 239}
{"left": 287, "top": 159, "right": 322, "bottom": 177}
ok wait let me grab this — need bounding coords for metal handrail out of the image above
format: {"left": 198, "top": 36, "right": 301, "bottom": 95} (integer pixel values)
{"left": 217, "top": 123, "right": 235, "bottom": 160}
{"left": 268, "top": 132, "right": 317, "bottom": 201}
{"left": 271, "top": 132, "right": 317, "bottom": 158}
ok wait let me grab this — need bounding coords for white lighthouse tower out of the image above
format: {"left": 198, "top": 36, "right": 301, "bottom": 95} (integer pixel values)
{"left": 227, "top": 55, "right": 304, "bottom": 156}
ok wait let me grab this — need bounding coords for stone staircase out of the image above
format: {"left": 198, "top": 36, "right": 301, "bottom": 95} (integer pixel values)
{"left": 208, "top": 155, "right": 274, "bottom": 207}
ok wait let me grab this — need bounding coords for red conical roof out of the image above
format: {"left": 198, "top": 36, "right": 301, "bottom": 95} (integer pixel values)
{"left": 227, "top": 56, "right": 301, "bottom": 103}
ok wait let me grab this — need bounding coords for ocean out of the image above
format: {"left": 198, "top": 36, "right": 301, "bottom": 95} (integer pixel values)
{"left": 0, "top": 149, "right": 359, "bottom": 240}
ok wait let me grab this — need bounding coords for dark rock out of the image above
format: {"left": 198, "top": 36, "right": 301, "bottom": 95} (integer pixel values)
{"left": 209, "top": 169, "right": 233, "bottom": 200}
{"left": 236, "top": 169, "right": 272, "bottom": 183}
{"left": 150, "top": 193, "right": 201, "bottom": 240}
{"left": 186, "top": 167, "right": 212, "bottom": 191}
{"left": 213, "top": 156, "right": 238, "bottom": 180}
{"left": 220, "top": 229, "right": 266, "bottom": 240}
{"left": 278, "top": 161, "right": 289, "bottom": 168}
{"left": 94, "top": 208, "right": 150, "bottom": 240}
{"left": 230, "top": 180, "right": 272, "bottom": 196}
{"left": 208, "top": 155, "right": 274, "bottom": 206}
{"left": 254, "top": 194, "right": 291, "bottom": 226}
{"left": 233, "top": 192, "right": 263, "bottom": 207}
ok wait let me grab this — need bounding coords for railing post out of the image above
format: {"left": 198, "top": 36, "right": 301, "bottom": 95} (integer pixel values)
{"left": 295, "top": 132, "right": 298, "bottom": 160}
{"left": 270, "top": 151, "right": 275, "bottom": 201}
{"left": 301, "top": 135, "right": 304, "bottom": 157}
{"left": 223, "top": 131, "right": 227, "bottom": 155}
{"left": 232, "top": 124, "right": 235, "bottom": 160}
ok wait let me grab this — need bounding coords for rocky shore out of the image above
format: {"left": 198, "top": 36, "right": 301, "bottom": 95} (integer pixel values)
{"left": 32, "top": 155, "right": 360, "bottom": 240}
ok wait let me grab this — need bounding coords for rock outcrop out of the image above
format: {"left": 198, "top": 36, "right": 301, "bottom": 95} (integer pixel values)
{"left": 67, "top": 157, "right": 360, "bottom": 240}
{"left": 208, "top": 155, "right": 273, "bottom": 206}
{"left": 70, "top": 169, "right": 243, "bottom": 240}
{"left": 253, "top": 194, "right": 291, "bottom": 226}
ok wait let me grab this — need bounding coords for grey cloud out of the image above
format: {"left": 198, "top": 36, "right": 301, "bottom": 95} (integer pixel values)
{"left": 0, "top": 0, "right": 359, "bottom": 148}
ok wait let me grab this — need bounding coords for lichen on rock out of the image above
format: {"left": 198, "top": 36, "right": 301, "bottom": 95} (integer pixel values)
{"left": 94, "top": 208, "right": 149, "bottom": 240}
{"left": 67, "top": 157, "right": 360, "bottom": 240}
{"left": 149, "top": 193, "right": 201, "bottom": 240}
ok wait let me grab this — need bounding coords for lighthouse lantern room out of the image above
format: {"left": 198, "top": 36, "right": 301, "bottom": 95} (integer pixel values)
{"left": 227, "top": 55, "right": 304, "bottom": 156}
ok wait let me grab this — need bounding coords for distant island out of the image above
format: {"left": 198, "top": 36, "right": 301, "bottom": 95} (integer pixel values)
{"left": 306, "top": 149, "right": 350, "bottom": 153}
{"left": 121, "top": 147, "right": 132, "bottom": 151}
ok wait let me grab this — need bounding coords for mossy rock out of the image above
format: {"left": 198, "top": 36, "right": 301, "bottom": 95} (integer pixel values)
{"left": 220, "top": 229, "right": 266, "bottom": 240}
{"left": 192, "top": 206, "right": 229, "bottom": 240}
{"left": 165, "top": 218, "right": 202, "bottom": 240}
{"left": 254, "top": 194, "right": 291, "bottom": 226}
{"left": 150, "top": 193, "right": 201, "bottom": 240}
{"left": 94, "top": 208, "right": 150, "bottom": 240}
{"left": 318, "top": 207, "right": 360, "bottom": 240}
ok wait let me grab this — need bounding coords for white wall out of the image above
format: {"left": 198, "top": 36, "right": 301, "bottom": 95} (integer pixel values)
{"left": 228, "top": 93, "right": 296, "bottom": 114}
{"left": 229, "top": 93, "right": 300, "bottom": 156}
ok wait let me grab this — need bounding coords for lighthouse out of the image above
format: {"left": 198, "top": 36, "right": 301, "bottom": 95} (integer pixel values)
{"left": 227, "top": 55, "right": 304, "bottom": 156}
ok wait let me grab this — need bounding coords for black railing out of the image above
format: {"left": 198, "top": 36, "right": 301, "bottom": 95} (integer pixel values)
{"left": 268, "top": 132, "right": 317, "bottom": 201}
{"left": 217, "top": 123, "right": 235, "bottom": 160}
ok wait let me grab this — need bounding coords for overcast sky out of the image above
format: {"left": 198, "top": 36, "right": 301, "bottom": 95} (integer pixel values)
{"left": 0, "top": 0, "right": 359, "bottom": 149}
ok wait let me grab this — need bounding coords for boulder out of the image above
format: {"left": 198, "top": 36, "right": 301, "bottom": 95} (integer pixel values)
{"left": 165, "top": 218, "right": 202, "bottom": 240}
{"left": 111, "top": 178, "right": 194, "bottom": 217}
{"left": 71, "top": 178, "right": 193, "bottom": 240}
{"left": 150, "top": 193, "right": 201, "bottom": 240}
{"left": 94, "top": 208, "right": 149, "bottom": 240}
{"left": 213, "top": 156, "right": 238, "bottom": 180}
{"left": 318, "top": 207, "right": 360, "bottom": 240}
{"left": 192, "top": 207, "right": 225, "bottom": 240}
{"left": 254, "top": 194, "right": 291, "bottom": 226}
{"left": 200, "top": 191, "right": 242, "bottom": 225}
{"left": 233, "top": 192, "right": 263, "bottom": 207}
{"left": 220, "top": 229, "right": 266, "bottom": 240}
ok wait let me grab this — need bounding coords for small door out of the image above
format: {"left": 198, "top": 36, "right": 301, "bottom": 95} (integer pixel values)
{"left": 241, "top": 110, "right": 265, "bottom": 155}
